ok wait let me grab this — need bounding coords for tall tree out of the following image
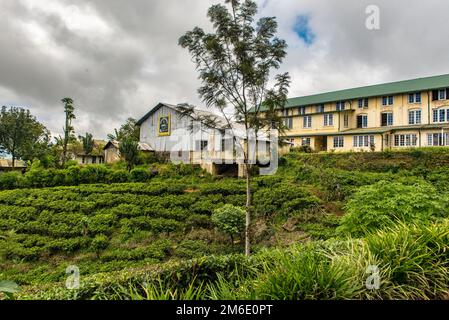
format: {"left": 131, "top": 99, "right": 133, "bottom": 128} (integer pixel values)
{"left": 79, "top": 132, "right": 94, "bottom": 155}
{"left": 119, "top": 138, "right": 139, "bottom": 171}
{"left": 0, "top": 106, "right": 51, "bottom": 168}
{"left": 61, "top": 98, "right": 76, "bottom": 165}
{"left": 108, "top": 118, "right": 140, "bottom": 142}
{"left": 179, "top": 0, "right": 289, "bottom": 256}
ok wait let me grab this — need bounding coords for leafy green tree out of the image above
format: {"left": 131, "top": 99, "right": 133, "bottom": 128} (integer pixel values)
{"left": 179, "top": 0, "right": 289, "bottom": 255}
{"left": 212, "top": 204, "right": 246, "bottom": 244}
{"left": 61, "top": 98, "right": 76, "bottom": 166}
{"left": 0, "top": 106, "right": 51, "bottom": 168}
{"left": 119, "top": 138, "right": 139, "bottom": 171}
{"left": 108, "top": 118, "right": 139, "bottom": 142}
{"left": 79, "top": 132, "right": 94, "bottom": 155}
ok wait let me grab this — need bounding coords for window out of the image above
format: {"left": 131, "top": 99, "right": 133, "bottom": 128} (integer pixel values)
{"left": 433, "top": 107, "right": 449, "bottom": 123}
{"left": 358, "top": 98, "right": 368, "bottom": 109}
{"left": 301, "top": 138, "right": 311, "bottom": 146}
{"left": 303, "top": 116, "right": 312, "bottom": 128}
{"left": 283, "top": 117, "right": 293, "bottom": 129}
{"left": 382, "top": 96, "right": 394, "bottom": 106}
{"left": 196, "top": 140, "right": 208, "bottom": 151}
{"left": 409, "top": 92, "right": 421, "bottom": 104}
{"left": 336, "top": 101, "right": 345, "bottom": 111}
{"left": 82, "top": 156, "right": 85, "bottom": 164}
{"left": 394, "top": 134, "right": 417, "bottom": 147}
{"left": 343, "top": 114, "right": 349, "bottom": 128}
{"left": 357, "top": 115, "right": 368, "bottom": 128}
{"left": 428, "top": 133, "right": 449, "bottom": 146}
{"left": 316, "top": 104, "right": 324, "bottom": 113}
{"left": 408, "top": 110, "right": 422, "bottom": 125}
{"left": 324, "top": 114, "right": 334, "bottom": 126}
{"left": 333, "top": 136, "right": 344, "bottom": 148}
{"left": 381, "top": 112, "right": 393, "bottom": 126}
{"left": 353, "top": 135, "right": 375, "bottom": 148}
{"left": 298, "top": 107, "right": 306, "bottom": 115}
{"left": 439, "top": 89, "right": 447, "bottom": 101}
{"left": 92, "top": 156, "right": 97, "bottom": 164}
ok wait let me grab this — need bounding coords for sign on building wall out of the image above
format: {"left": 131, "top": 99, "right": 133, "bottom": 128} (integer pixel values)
{"left": 158, "top": 115, "right": 171, "bottom": 136}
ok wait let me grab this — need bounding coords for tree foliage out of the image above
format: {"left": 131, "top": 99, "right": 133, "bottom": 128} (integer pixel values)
{"left": 61, "top": 98, "right": 76, "bottom": 165}
{"left": 0, "top": 106, "right": 51, "bottom": 167}
{"left": 119, "top": 138, "right": 139, "bottom": 171}
{"left": 79, "top": 132, "right": 94, "bottom": 155}
{"left": 212, "top": 204, "right": 246, "bottom": 243}
{"left": 108, "top": 118, "right": 139, "bottom": 142}
{"left": 179, "top": 0, "right": 290, "bottom": 255}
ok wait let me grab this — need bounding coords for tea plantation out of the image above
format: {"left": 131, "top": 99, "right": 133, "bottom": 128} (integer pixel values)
{"left": 2, "top": 148, "right": 449, "bottom": 300}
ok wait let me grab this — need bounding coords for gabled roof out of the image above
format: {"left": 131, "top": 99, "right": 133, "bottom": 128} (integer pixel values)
{"left": 136, "top": 102, "right": 230, "bottom": 129}
{"left": 103, "top": 140, "right": 154, "bottom": 151}
{"left": 255, "top": 74, "right": 449, "bottom": 112}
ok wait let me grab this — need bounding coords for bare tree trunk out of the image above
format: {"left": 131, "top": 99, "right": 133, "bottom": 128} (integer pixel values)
{"left": 11, "top": 155, "right": 15, "bottom": 169}
{"left": 245, "top": 163, "right": 251, "bottom": 257}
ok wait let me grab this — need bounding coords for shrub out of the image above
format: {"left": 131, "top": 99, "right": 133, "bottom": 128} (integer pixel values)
{"left": 0, "top": 172, "right": 23, "bottom": 190}
{"left": 338, "top": 181, "right": 448, "bottom": 237}
{"left": 130, "top": 168, "right": 152, "bottom": 182}
{"left": 253, "top": 184, "right": 320, "bottom": 217}
{"left": 108, "top": 170, "right": 130, "bottom": 183}
{"left": 185, "top": 214, "right": 213, "bottom": 230}
{"left": 174, "top": 240, "right": 210, "bottom": 259}
{"left": 91, "top": 234, "right": 109, "bottom": 257}
{"left": 211, "top": 204, "right": 245, "bottom": 243}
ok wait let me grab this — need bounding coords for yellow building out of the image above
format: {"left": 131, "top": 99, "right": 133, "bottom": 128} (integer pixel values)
{"left": 274, "top": 74, "right": 449, "bottom": 152}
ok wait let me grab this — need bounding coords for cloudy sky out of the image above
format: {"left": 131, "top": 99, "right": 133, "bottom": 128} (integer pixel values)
{"left": 1, "top": 0, "right": 449, "bottom": 139}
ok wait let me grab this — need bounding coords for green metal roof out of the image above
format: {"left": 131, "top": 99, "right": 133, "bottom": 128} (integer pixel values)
{"left": 266, "top": 74, "right": 449, "bottom": 112}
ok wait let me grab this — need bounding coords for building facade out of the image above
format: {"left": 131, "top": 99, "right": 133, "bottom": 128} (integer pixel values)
{"left": 137, "top": 103, "right": 271, "bottom": 176}
{"left": 277, "top": 74, "right": 449, "bottom": 152}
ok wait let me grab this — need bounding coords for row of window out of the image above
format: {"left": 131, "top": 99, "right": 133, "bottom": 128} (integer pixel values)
{"left": 290, "top": 89, "right": 449, "bottom": 117}
{"left": 394, "top": 134, "right": 418, "bottom": 147}
{"left": 286, "top": 107, "right": 449, "bottom": 130}
{"left": 305, "top": 132, "right": 449, "bottom": 150}
{"left": 333, "top": 135, "right": 375, "bottom": 148}
{"left": 333, "top": 134, "right": 417, "bottom": 149}
{"left": 298, "top": 110, "right": 423, "bottom": 129}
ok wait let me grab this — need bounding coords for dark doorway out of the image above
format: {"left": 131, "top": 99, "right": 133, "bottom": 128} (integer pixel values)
{"left": 314, "top": 136, "right": 328, "bottom": 152}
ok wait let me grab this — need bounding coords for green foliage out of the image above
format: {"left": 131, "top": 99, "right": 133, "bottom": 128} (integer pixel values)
{"left": 0, "top": 172, "right": 23, "bottom": 189}
{"left": 91, "top": 234, "right": 109, "bottom": 256}
{"left": 130, "top": 168, "right": 152, "bottom": 182}
{"left": 338, "top": 181, "right": 448, "bottom": 237}
{"left": 79, "top": 132, "right": 94, "bottom": 155}
{"left": 0, "top": 280, "right": 21, "bottom": 300}
{"left": 0, "top": 106, "right": 51, "bottom": 166}
{"left": 253, "top": 183, "right": 320, "bottom": 217}
{"left": 61, "top": 98, "right": 76, "bottom": 166}
{"left": 211, "top": 204, "right": 245, "bottom": 242}
{"left": 107, "top": 118, "right": 140, "bottom": 142}
{"left": 119, "top": 138, "right": 139, "bottom": 171}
